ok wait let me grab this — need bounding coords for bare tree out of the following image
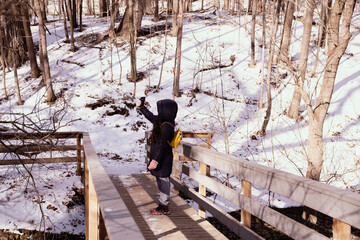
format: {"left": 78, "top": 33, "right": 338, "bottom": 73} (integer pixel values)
{"left": 99, "top": 0, "right": 109, "bottom": 17}
{"left": 287, "top": 0, "right": 315, "bottom": 120}
{"left": 115, "top": 0, "right": 146, "bottom": 39}
{"left": 303, "top": 0, "right": 356, "bottom": 180}
{"left": 277, "top": 0, "right": 295, "bottom": 67}
{"left": 0, "top": 42, "right": 8, "bottom": 99}
{"left": 311, "top": 0, "right": 332, "bottom": 77}
{"left": 154, "top": 0, "right": 160, "bottom": 21}
{"left": 66, "top": 0, "right": 77, "bottom": 52}
{"left": 79, "top": 0, "right": 84, "bottom": 31}
{"left": 70, "top": 0, "right": 77, "bottom": 28}
{"left": 109, "top": 0, "right": 120, "bottom": 40}
{"left": 86, "top": 0, "right": 94, "bottom": 15}
{"left": 259, "top": 0, "right": 281, "bottom": 136}
{"left": 61, "top": 0, "right": 70, "bottom": 43}
{"left": 249, "top": 0, "right": 258, "bottom": 68}
{"left": 13, "top": 54, "right": 24, "bottom": 105}
{"left": 172, "top": 0, "right": 179, "bottom": 36}
{"left": 0, "top": 1, "right": 28, "bottom": 70}
{"left": 173, "top": 0, "right": 184, "bottom": 98}
{"left": 128, "top": 0, "right": 137, "bottom": 98}
{"left": 34, "top": 0, "right": 56, "bottom": 103}
{"left": 0, "top": 18, "right": 8, "bottom": 100}
{"left": 18, "top": 1, "right": 41, "bottom": 78}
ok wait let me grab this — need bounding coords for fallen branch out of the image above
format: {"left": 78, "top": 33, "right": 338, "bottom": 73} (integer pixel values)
{"left": 194, "top": 55, "right": 235, "bottom": 77}
{"left": 61, "top": 59, "right": 85, "bottom": 67}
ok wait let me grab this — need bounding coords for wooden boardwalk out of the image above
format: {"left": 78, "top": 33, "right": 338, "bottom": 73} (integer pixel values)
{"left": 110, "top": 173, "right": 227, "bottom": 240}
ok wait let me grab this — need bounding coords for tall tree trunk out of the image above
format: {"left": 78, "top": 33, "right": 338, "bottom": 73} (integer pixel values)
{"left": 173, "top": 0, "right": 183, "bottom": 98}
{"left": 34, "top": 0, "right": 56, "bottom": 103}
{"left": 0, "top": 38, "right": 8, "bottom": 100}
{"left": 41, "top": 0, "right": 47, "bottom": 22}
{"left": 79, "top": 0, "right": 83, "bottom": 31}
{"left": 249, "top": 0, "right": 257, "bottom": 67}
{"left": 306, "top": 0, "right": 355, "bottom": 181}
{"left": 311, "top": 0, "right": 331, "bottom": 77}
{"left": 129, "top": 0, "right": 137, "bottom": 98}
{"left": 109, "top": 0, "right": 119, "bottom": 39}
{"left": 258, "top": 0, "right": 266, "bottom": 109}
{"left": 287, "top": 0, "right": 315, "bottom": 120}
{"left": 115, "top": 0, "right": 145, "bottom": 39}
{"left": 2, "top": 2, "right": 28, "bottom": 69}
{"left": 144, "top": 0, "right": 153, "bottom": 14}
{"left": 72, "top": 0, "right": 78, "bottom": 28}
{"left": 66, "top": 0, "right": 77, "bottom": 51}
{"left": 260, "top": 0, "right": 280, "bottom": 135}
{"left": 13, "top": 55, "right": 24, "bottom": 105}
{"left": 87, "top": 0, "right": 94, "bottom": 14}
{"left": 20, "top": 2, "right": 41, "bottom": 78}
{"left": 172, "top": 0, "right": 179, "bottom": 37}
{"left": 154, "top": 0, "right": 160, "bottom": 21}
{"left": 99, "top": 0, "right": 108, "bottom": 17}
{"left": 223, "top": 0, "right": 230, "bottom": 10}
{"left": 230, "top": 0, "right": 236, "bottom": 14}
{"left": 62, "top": 0, "right": 70, "bottom": 42}
{"left": 318, "top": 0, "right": 330, "bottom": 49}
{"left": 277, "top": 0, "right": 295, "bottom": 67}
{"left": 157, "top": 8, "right": 169, "bottom": 91}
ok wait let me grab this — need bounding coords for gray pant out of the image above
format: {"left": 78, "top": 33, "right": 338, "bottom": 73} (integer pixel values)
{"left": 156, "top": 176, "right": 170, "bottom": 206}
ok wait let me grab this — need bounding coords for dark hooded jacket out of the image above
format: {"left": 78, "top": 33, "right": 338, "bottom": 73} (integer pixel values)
{"left": 139, "top": 99, "right": 178, "bottom": 177}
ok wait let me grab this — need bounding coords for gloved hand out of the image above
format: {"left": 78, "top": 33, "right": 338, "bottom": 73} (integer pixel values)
{"left": 148, "top": 160, "right": 158, "bottom": 170}
{"left": 136, "top": 97, "right": 145, "bottom": 108}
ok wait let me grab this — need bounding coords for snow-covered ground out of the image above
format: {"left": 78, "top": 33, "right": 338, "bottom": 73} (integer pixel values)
{"left": 0, "top": 2, "right": 359, "bottom": 234}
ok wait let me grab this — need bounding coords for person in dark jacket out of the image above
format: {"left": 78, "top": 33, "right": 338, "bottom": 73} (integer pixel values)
{"left": 136, "top": 97, "right": 178, "bottom": 215}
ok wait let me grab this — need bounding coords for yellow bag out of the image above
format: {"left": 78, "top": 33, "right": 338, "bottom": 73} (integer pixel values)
{"left": 169, "top": 127, "right": 182, "bottom": 149}
{"left": 162, "top": 122, "right": 183, "bottom": 149}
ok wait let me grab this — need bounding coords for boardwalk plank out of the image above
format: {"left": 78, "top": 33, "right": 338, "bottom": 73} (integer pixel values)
{"left": 110, "top": 173, "right": 227, "bottom": 240}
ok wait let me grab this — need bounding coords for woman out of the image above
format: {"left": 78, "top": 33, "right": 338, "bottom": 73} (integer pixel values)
{"left": 136, "top": 97, "right": 178, "bottom": 215}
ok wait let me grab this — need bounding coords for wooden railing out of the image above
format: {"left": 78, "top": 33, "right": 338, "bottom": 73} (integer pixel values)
{"left": 83, "top": 132, "right": 144, "bottom": 240}
{"left": 0, "top": 131, "right": 83, "bottom": 175}
{"left": 145, "top": 132, "right": 360, "bottom": 240}
{"left": 0, "top": 131, "right": 145, "bottom": 240}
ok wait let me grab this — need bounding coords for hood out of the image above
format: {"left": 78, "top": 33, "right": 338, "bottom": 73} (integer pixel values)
{"left": 157, "top": 99, "right": 178, "bottom": 122}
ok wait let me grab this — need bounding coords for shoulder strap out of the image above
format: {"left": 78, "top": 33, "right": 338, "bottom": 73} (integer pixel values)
{"left": 161, "top": 122, "right": 175, "bottom": 128}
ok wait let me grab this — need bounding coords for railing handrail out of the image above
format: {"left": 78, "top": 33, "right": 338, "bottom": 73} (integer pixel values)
{"left": 175, "top": 142, "right": 360, "bottom": 228}
{"left": 175, "top": 142, "right": 360, "bottom": 226}
{"left": 83, "top": 132, "right": 144, "bottom": 240}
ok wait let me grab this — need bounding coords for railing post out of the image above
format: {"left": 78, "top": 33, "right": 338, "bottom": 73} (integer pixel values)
{"left": 241, "top": 180, "right": 251, "bottom": 228}
{"left": 76, "top": 134, "right": 82, "bottom": 176}
{"left": 198, "top": 133, "right": 212, "bottom": 218}
{"left": 333, "top": 218, "right": 351, "bottom": 240}
{"left": 88, "top": 170, "right": 99, "bottom": 240}
{"left": 198, "top": 162, "right": 207, "bottom": 218}
{"left": 85, "top": 155, "right": 89, "bottom": 239}
{"left": 173, "top": 151, "right": 180, "bottom": 195}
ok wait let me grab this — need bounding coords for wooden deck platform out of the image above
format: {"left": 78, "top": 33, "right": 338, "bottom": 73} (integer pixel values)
{"left": 110, "top": 173, "right": 227, "bottom": 240}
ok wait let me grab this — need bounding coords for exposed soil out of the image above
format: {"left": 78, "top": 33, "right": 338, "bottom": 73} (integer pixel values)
{"left": 104, "top": 105, "right": 129, "bottom": 117}
{"left": 0, "top": 229, "right": 84, "bottom": 240}
{"left": 85, "top": 98, "right": 114, "bottom": 110}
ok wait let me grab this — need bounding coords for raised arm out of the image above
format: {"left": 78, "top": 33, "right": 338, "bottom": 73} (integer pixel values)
{"left": 137, "top": 98, "right": 156, "bottom": 123}
{"left": 139, "top": 106, "right": 155, "bottom": 123}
